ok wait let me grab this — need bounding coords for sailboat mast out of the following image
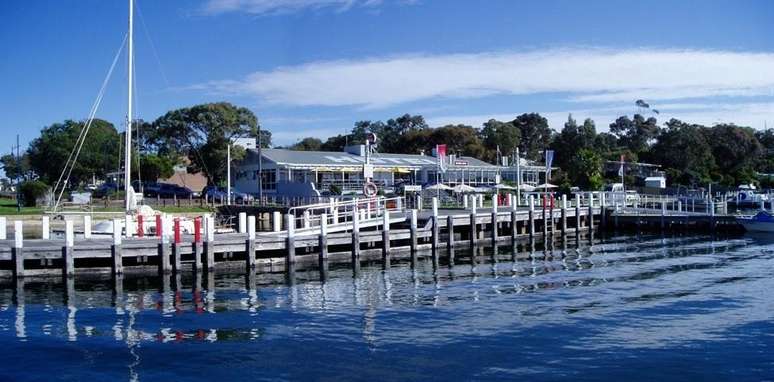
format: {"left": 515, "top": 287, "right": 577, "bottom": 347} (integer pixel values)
{"left": 124, "top": 0, "right": 133, "bottom": 212}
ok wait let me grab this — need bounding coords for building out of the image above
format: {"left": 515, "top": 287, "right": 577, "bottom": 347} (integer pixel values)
{"left": 234, "top": 145, "right": 550, "bottom": 198}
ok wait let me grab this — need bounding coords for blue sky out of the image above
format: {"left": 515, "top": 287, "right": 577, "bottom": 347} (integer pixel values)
{"left": 1, "top": 0, "right": 773, "bottom": 150}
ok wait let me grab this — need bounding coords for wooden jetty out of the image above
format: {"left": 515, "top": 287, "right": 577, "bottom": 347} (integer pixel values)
{"left": 0, "top": 194, "right": 604, "bottom": 280}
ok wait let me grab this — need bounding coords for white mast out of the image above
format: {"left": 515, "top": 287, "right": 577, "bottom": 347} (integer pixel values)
{"left": 124, "top": 0, "right": 134, "bottom": 212}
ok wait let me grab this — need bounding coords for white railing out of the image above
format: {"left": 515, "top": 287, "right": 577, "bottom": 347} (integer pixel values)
{"left": 285, "top": 196, "right": 406, "bottom": 236}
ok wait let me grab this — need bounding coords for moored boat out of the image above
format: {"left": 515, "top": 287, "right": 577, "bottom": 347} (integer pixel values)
{"left": 735, "top": 210, "right": 774, "bottom": 233}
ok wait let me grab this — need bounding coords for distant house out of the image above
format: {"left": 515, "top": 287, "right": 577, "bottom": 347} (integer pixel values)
{"left": 159, "top": 164, "right": 208, "bottom": 193}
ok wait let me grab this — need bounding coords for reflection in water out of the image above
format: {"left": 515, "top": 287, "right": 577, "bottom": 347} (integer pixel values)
{"left": 1, "top": 234, "right": 774, "bottom": 381}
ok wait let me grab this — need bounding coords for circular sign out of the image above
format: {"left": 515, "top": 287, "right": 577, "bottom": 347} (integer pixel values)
{"left": 363, "top": 181, "right": 378, "bottom": 197}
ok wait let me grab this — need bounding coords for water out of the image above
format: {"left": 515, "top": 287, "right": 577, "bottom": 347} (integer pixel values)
{"left": 1, "top": 234, "right": 774, "bottom": 381}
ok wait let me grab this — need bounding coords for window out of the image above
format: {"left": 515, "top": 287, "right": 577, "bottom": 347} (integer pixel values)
{"left": 261, "top": 170, "right": 276, "bottom": 190}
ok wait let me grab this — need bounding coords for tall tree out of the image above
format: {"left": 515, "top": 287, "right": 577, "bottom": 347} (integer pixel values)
{"left": 511, "top": 113, "right": 552, "bottom": 161}
{"left": 707, "top": 123, "right": 762, "bottom": 185}
{"left": 289, "top": 137, "right": 323, "bottom": 151}
{"left": 480, "top": 119, "right": 520, "bottom": 163}
{"left": 650, "top": 119, "right": 715, "bottom": 186}
{"left": 152, "top": 102, "right": 260, "bottom": 185}
{"left": 609, "top": 114, "right": 660, "bottom": 157}
{"left": 27, "top": 119, "right": 120, "bottom": 186}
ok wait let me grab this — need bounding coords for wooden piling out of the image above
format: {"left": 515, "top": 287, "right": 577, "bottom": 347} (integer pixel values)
{"left": 432, "top": 197, "right": 440, "bottom": 251}
{"left": 63, "top": 220, "right": 74, "bottom": 278}
{"left": 588, "top": 192, "right": 595, "bottom": 233}
{"left": 447, "top": 214, "right": 455, "bottom": 251}
{"left": 409, "top": 209, "right": 418, "bottom": 252}
{"left": 510, "top": 210, "right": 517, "bottom": 240}
{"left": 204, "top": 215, "right": 215, "bottom": 270}
{"left": 469, "top": 212, "right": 477, "bottom": 247}
{"left": 12, "top": 221, "right": 23, "bottom": 279}
{"left": 286, "top": 213, "right": 296, "bottom": 264}
{"left": 273, "top": 211, "right": 282, "bottom": 232}
{"left": 246, "top": 216, "right": 256, "bottom": 270}
{"left": 111, "top": 219, "right": 123, "bottom": 275}
{"left": 491, "top": 200, "right": 499, "bottom": 243}
{"left": 238, "top": 212, "right": 247, "bottom": 233}
{"left": 528, "top": 196, "right": 535, "bottom": 239}
{"left": 0, "top": 217, "right": 6, "bottom": 240}
{"left": 319, "top": 213, "right": 328, "bottom": 262}
{"left": 575, "top": 194, "right": 581, "bottom": 233}
{"left": 381, "top": 211, "right": 390, "bottom": 261}
{"left": 351, "top": 206, "right": 360, "bottom": 261}
{"left": 561, "top": 195, "right": 567, "bottom": 236}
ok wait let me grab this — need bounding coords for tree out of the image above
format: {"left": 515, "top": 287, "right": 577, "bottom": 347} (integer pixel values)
{"left": 0, "top": 153, "right": 32, "bottom": 181}
{"left": 27, "top": 119, "right": 120, "bottom": 186}
{"left": 480, "top": 119, "right": 520, "bottom": 163}
{"left": 551, "top": 115, "right": 598, "bottom": 173}
{"left": 511, "top": 113, "right": 552, "bottom": 161}
{"left": 609, "top": 114, "right": 660, "bottom": 156}
{"left": 429, "top": 124, "right": 487, "bottom": 159}
{"left": 650, "top": 119, "right": 715, "bottom": 186}
{"left": 289, "top": 137, "right": 323, "bottom": 151}
{"left": 320, "top": 134, "right": 349, "bottom": 152}
{"left": 19, "top": 180, "right": 48, "bottom": 207}
{"left": 139, "top": 153, "right": 176, "bottom": 182}
{"left": 707, "top": 123, "right": 762, "bottom": 185}
{"left": 351, "top": 114, "right": 429, "bottom": 154}
{"left": 570, "top": 149, "right": 604, "bottom": 190}
{"left": 152, "top": 102, "right": 259, "bottom": 185}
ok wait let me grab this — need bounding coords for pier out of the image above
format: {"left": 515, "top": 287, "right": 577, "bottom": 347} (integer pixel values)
{"left": 0, "top": 194, "right": 604, "bottom": 279}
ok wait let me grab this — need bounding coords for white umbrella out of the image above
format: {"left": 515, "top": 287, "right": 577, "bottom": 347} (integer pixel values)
{"left": 452, "top": 184, "right": 478, "bottom": 193}
{"left": 534, "top": 183, "right": 558, "bottom": 189}
{"left": 490, "top": 183, "right": 516, "bottom": 190}
{"left": 424, "top": 183, "right": 453, "bottom": 191}
{"left": 517, "top": 184, "right": 536, "bottom": 192}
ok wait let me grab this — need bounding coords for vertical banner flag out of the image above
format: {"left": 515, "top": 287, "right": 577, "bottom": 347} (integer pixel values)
{"left": 545, "top": 150, "right": 554, "bottom": 179}
{"left": 437, "top": 144, "right": 447, "bottom": 173}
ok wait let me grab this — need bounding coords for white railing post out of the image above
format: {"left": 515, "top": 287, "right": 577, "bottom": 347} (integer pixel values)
{"left": 238, "top": 212, "right": 247, "bottom": 233}
{"left": 42, "top": 216, "right": 50, "bottom": 240}
{"left": 83, "top": 215, "right": 91, "bottom": 239}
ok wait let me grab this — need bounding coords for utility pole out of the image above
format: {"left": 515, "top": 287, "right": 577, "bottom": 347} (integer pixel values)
{"left": 226, "top": 141, "right": 231, "bottom": 205}
{"left": 258, "top": 130, "right": 263, "bottom": 204}
{"left": 14, "top": 135, "right": 20, "bottom": 212}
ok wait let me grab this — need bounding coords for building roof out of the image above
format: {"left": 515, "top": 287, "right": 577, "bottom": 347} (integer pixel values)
{"left": 245, "top": 148, "right": 497, "bottom": 170}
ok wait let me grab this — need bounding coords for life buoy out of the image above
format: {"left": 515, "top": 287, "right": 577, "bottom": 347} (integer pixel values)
{"left": 739, "top": 192, "right": 747, "bottom": 201}
{"left": 363, "top": 182, "right": 378, "bottom": 197}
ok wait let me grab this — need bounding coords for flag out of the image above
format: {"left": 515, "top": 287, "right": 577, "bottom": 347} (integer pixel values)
{"left": 618, "top": 154, "right": 625, "bottom": 177}
{"left": 436, "top": 144, "right": 447, "bottom": 173}
{"left": 545, "top": 150, "right": 554, "bottom": 178}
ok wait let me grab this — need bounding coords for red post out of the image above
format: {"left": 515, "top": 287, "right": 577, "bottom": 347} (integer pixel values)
{"left": 155, "top": 214, "right": 162, "bottom": 237}
{"left": 194, "top": 217, "right": 202, "bottom": 243}
{"left": 174, "top": 218, "right": 181, "bottom": 244}
{"left": 137, "top": 215, "right": 144, "bottom": 238}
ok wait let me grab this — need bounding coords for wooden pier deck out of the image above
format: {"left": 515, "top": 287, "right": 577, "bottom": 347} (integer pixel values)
{"left": 0, "top": 195, "right": 604, "bottom": 279}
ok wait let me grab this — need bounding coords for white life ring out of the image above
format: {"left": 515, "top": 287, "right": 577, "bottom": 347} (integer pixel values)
{"left": 363, "top": 182, "right": 378, "bottom": 197}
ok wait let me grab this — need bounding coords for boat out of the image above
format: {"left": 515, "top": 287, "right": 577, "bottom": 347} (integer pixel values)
{"left": 735, "top": 210, "right": 774, "bottom": 233}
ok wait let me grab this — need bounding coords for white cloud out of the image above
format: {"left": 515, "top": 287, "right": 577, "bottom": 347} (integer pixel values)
{"left": 198, "top": 48, "right": 774, "bottom": 109}
{"left": 202, "top": 0, "right": 388, "bottom": 15}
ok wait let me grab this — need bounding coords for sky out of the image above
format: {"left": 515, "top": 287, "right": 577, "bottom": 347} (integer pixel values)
{"left": 1, "top": 0, "right": 773, "bottom": 150}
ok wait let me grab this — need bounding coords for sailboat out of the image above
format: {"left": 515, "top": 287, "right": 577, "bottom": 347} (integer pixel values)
{"left": 52, "top": 0, "right": 196, "bottom": 237}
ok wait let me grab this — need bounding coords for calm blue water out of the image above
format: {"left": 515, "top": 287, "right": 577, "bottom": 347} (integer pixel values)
{"left": 1, "top": 234, "right": 774, "bottom": 381}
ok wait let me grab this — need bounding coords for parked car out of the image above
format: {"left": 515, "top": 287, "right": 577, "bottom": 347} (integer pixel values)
{"left": 92, "top": 182, "right": 119, "bottom": 198}
{"left": 202, "top": 186, "right": 253, "bottom": 203}
{"left": 156, "top": 183, "right": 199, "bottom": 198}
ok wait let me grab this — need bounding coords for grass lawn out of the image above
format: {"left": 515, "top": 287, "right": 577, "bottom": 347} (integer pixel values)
{"left": 0, "top": 200, "right": 43, "bottom": 215}
{"left": 0, "top": 199, "right": 214, "bottom": 216}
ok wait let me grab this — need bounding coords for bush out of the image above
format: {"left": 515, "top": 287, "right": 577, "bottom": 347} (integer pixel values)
{"left": 19, "top": 180, "right": 49, "bottom": 207}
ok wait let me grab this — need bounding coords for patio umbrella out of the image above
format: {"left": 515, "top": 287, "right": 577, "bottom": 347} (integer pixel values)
{"left": 424, "top": 183, "right": 453, "bottom": 191}
{"left": 490, "top": 183, "right": 516, "bottom": 190}
{"left": 452, "top": 184, "right": 478, "bottom": 193}
{"left": 516, "top": 184, "right": 536, "bottom": 192}
{"left": 534, "top": 183, "right": 558, "bottom": 189}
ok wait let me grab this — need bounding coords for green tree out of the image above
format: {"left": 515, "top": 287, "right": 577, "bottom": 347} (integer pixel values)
{"left": 649, "top": 119, "right": 715, "bottom": 186}
{"left": 19, "top": 180, "right": 49, "bottom": 207}
{"left": 139, "top": 153, "right": 176, "bottom": 182}
{"left": 152, "top": 102, "right": 260, "bottom": 185}
{"left": 511, "top": 113, "right": 553, "bottom": 161}
{"left": 609, "top": 114, "right": 660, "bottom": 157}
{"left": 0, "top": 153, "right": 32, "bottom": 181}
{"left": 320, "top": 134, "right": 349, "bottom": 151}
{"left": 289, "top": 137, "right": 323, "bottom": 151}
{"left": 27, "top": 119, "right": 120, "bottom": 186}
{"left": 707, "top": 123, "right": 762, "bottom": 185}
{"left": 480, "top": 119, "right": 520, "bottom": 163}
{"left": 551, "top": 115, "right": 598, "bottom": 174}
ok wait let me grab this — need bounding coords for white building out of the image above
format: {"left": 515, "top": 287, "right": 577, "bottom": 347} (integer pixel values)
{"left": 234, "top": 145, "right": 549, "bottom": 199}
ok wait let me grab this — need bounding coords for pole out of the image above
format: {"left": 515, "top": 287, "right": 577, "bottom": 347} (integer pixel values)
{"left": 15, "top": 135, "right": 20, "bottom": 212}
{"left": 124, "top": 0, "right": 134, "bottom": 212}
{"left": 226, "top": 143, "right": 231, "bottom": 205}
{"left": 258, "top": 129, "right": 263, "bottom": 204}
{"left": 516, "top": 147, "right": 521, "bottom": 206}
